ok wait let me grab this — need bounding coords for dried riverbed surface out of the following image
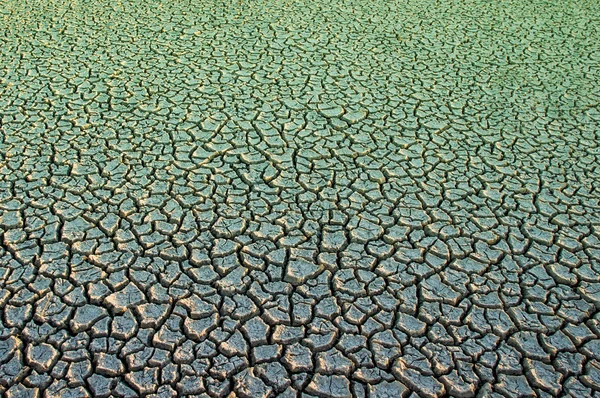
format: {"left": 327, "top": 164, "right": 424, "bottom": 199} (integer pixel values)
{"left": 1, "top": 0, "right": 600, "bottom": 396}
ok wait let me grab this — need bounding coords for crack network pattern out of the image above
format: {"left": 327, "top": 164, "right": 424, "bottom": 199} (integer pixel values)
{"left": 1, "top": 0, "right": 600, "bottom": 397}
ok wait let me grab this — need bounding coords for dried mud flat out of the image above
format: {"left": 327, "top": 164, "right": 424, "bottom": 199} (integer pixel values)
{"left": 1, "top": 0, "right": 600, "bottom": 397}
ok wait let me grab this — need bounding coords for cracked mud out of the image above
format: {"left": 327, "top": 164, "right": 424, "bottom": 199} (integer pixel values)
{"left": 1, "top": 0, "right": 600, "bottom": 397}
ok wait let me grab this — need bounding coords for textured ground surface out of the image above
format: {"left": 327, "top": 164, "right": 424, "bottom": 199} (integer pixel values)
{"left": 1, "top": 0, "right": 600, "bottom": 396}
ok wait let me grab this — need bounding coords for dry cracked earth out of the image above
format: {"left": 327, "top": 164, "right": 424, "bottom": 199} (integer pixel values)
{"left": 1, "top": 0, "right": 600, "bottom": 397}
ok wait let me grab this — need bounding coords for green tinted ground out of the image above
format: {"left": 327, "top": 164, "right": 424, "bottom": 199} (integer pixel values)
{"left": 1, "top": 0, "right": 600, "bottom": 396}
